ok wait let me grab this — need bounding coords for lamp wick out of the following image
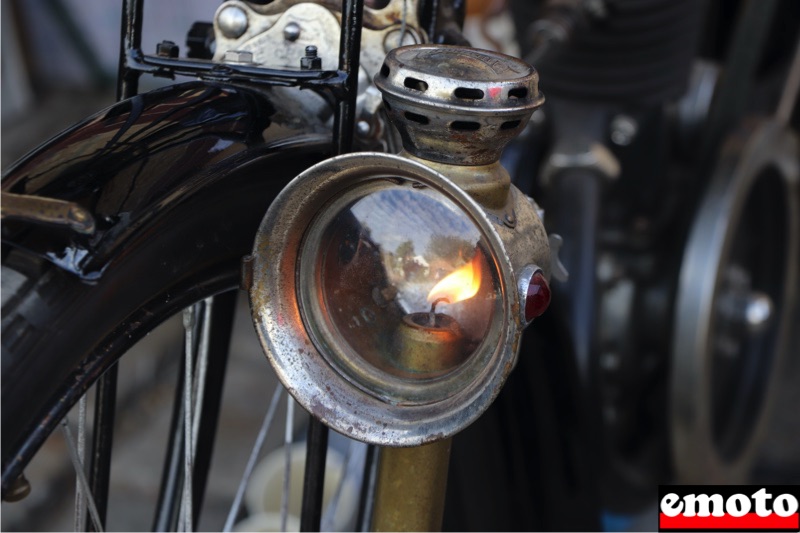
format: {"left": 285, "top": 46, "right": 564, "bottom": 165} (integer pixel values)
{"left": 429, "top": 298, "right": 450, "bottom": 325}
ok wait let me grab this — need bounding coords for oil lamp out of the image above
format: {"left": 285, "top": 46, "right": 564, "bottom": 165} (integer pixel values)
{"left": 247, "top": 45, "right": 553, "bottom": 447}
{"left": 392, "top": 254, "right": 482, "bottom": 374}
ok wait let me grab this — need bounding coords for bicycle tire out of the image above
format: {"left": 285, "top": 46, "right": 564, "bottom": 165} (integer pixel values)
{"left": 1, "top": 153, "right": 339, "bottom": 533}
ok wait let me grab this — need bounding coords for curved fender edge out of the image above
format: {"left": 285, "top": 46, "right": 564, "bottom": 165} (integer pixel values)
{"left": 1, "top": 81, "right": 331, "bottom": 281}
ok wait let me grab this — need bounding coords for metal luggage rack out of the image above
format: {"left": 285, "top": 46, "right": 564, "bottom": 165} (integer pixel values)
{"left": 118, "top": 0, "right": 367, "bottom": 156}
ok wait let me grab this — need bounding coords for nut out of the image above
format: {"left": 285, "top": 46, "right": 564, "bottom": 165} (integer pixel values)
{"left": 223, "top": 49, "right": 254, "bottom": 64}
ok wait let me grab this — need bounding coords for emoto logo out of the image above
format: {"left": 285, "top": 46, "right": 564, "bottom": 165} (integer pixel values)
{"left": 658, "top": 486, "right": 800, "bottom": 531}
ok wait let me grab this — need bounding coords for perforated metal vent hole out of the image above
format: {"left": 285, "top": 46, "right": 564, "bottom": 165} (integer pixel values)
{"left": 454, "top": 87, "right": 484, "bottom": 100}
{"left": 508, "top": 87, "right": 528, "bottom": 99}
{"left": 404, "top": 77, "right": 428, "bottom": 92}
{"left": 405, "top": 111, "right": 429, "bottom": 125}
{"left": 450, "top": 121, "right": 481, "bottom": 131}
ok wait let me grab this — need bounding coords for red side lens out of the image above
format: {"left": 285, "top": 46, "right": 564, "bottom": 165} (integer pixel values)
{"left": 525, "top": 271, "right": 551, "bottom": 322}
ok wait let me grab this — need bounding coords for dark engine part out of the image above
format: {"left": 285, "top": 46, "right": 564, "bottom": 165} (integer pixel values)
{"left": 516, "top": 0, "right": 710, "bottom": 106}
{"left": 186, "top": 22, "right": 215, "bottom": 60}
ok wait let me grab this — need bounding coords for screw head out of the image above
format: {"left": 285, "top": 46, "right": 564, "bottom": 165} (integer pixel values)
{"left": 218, "top": 5, "right": 248, "bottom": 39}
{"left": 284, "top": 22, "right": 301, "bottom": 42}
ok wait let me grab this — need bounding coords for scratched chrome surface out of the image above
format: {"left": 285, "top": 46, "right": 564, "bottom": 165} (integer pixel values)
{"left": 248, "top": 152, "right": 551, "bottom": 446}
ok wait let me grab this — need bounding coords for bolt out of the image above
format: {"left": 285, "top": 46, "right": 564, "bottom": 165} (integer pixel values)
{"left": 357, "top": 120, "right": 372, "bottom": 137}
{"left": 504, "top": 213, "right": 516, "bottom": 227}
{"left": 717, "top": 265, "right": 772, "bottom": 335}
{"left": 284, "top": 22, "right": 301, "bottom": 42}
{"left": 301, "top": 46, "right": 322, "bottom": 70}
{"left": 610, "top": 114, "right": 638, "bottom": 146}
{"left": 156, "top": 40, "right": 179, "bottom": 58}
{"left": 217, "top": 5, "right": 248, "bottom": 39}
{"left": 223, "top": 49, "right": 254, "bottom": 64}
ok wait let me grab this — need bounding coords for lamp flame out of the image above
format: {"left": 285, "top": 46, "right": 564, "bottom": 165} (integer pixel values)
{"left": 427, "top": 254, "right": 482, "bottom": 304}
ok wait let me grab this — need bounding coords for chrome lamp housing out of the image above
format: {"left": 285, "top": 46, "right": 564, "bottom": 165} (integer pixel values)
{"left": 248, "top": 45, "right": 552, "bottom": 446}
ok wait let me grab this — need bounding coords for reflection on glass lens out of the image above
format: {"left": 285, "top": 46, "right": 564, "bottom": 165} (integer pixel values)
{"left": 317, "top": 185, "right": 499, "bottom": 380}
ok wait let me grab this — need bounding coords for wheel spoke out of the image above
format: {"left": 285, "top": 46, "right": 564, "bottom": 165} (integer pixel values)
{"left": 223, "top": 386, "right": 284, "bottom": 532}
{"left": 87, "top": 364, "right": 118, "bottom": 532}
{"left": 61, "top": 417, "right": 104, "bottom": 532}
{"left": 153, "top": 293, "right": 237, "bottom": 531}
{"left": 281, "top": 397, "right": 295, "bottom": 531}
{"left": 75, "top": 395, "right": 88, "bottom": 532}
{"left": 36, "top": 288, "right": 354, "bottom": 532}
{"left": 180, "top": 304, "right": 197, "bottom": 532}
{"left": 190, "top": 291, "right": 237, "bottom": 525}
{"left": 190, "top": 298, "right": 214, "bottom": 461}
{"left": 153, "top": 355, "right": 188, "bottom": 531}
{"left": 322, "top": 439, "right": 365, "bottom": 531}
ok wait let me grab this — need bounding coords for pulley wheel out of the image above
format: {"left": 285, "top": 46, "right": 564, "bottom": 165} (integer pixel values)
{"left": 671, "top": 119, "right": 799, "bottom": 482}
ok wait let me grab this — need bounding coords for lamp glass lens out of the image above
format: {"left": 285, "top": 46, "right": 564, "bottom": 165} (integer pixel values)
{"left": 312, "top": 183, "right": 500, "bottom": 381}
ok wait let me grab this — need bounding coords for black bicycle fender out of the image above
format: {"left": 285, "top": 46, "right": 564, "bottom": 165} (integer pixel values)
{"left": 1, "top": 82, "right": 333, "bottom": 486}
{"left": 1, "top": 81, "right": 331, "bottom": 281}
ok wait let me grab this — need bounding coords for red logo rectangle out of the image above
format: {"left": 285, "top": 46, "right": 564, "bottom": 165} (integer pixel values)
{"left": 658, "top": 485, "right": 800, "bottom": 532}
{"left": 660, "top": 513, "right": 800, "bottom": 530}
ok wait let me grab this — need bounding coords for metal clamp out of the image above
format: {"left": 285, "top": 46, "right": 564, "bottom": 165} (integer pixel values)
{"left": 1, "top": 192, "right": 95, "bottom": 235}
